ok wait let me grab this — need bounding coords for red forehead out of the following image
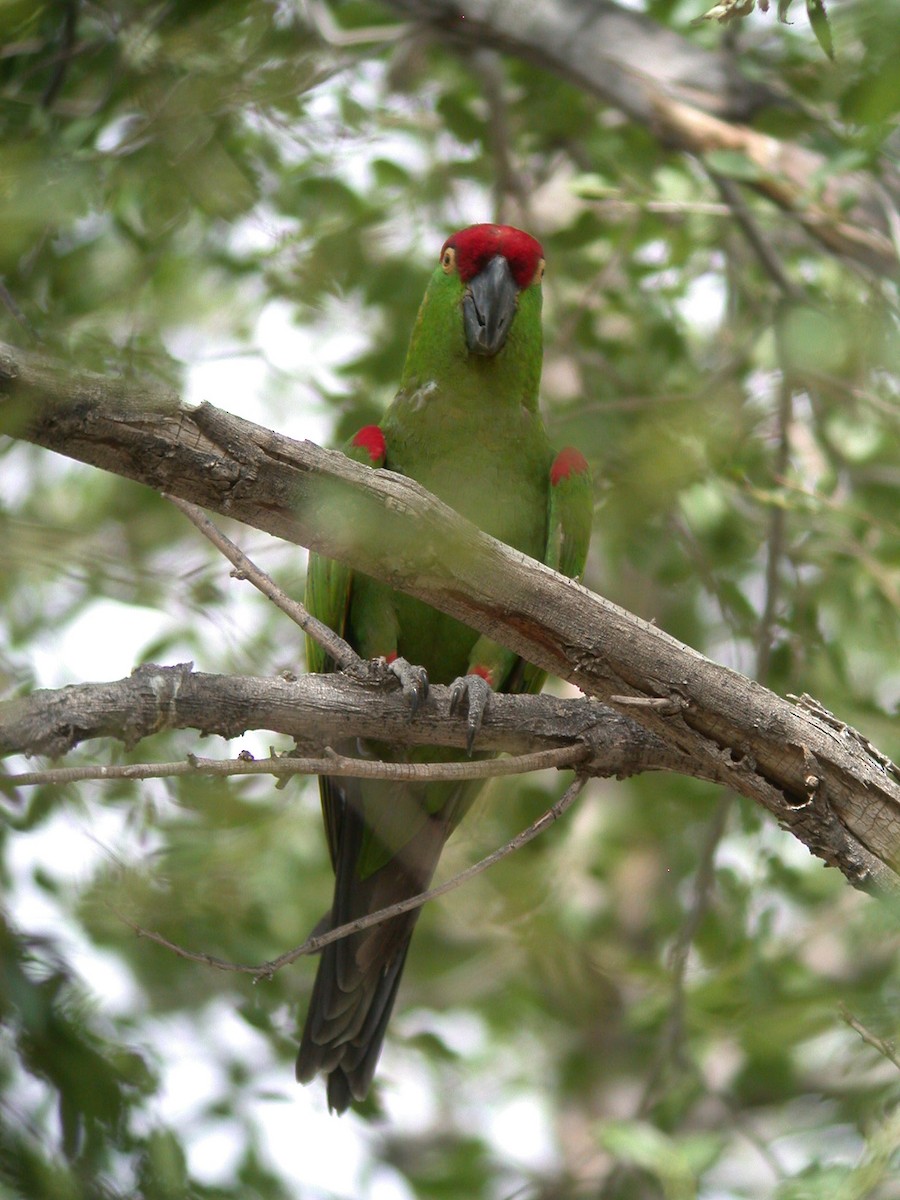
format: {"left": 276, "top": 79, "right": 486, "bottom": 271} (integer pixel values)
{"left": 441, "top": 224, "right": 544, "bottom": 287}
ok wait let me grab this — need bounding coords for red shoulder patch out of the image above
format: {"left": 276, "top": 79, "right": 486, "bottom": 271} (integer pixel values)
{"left": 550, "top": 446, "right": 589, "bottom": 486}
{"left": 352, "top": 424, "right": 386, "bottom": 465}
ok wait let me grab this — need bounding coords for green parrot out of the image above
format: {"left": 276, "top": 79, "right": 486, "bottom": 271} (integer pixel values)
{"left": 296, "top": 224, "right": 592, "bottom": 1113}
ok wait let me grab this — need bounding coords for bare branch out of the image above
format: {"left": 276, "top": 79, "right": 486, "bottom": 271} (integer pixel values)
{"left": 383, "top": 0, "right": 774, "bottom": 123}
{"left": 469, "top": 48, "right": 530, "bottom": 226}
{"left": 712, "top": 173, "right": 806, "bottom": 304}
{"left": 637, "top": 794, "right": 733, "bottom": 1115}
{"left": 118, "top": 774, "right": 587, "bottom": 980}
{"left": 649, "top": 93, "right": 896, "bottom": 277}
{"left": 165, "top": 495, "right": 362, "bottom": 674}
{"left": 5, "top": 742, "right": 588, "bottom": 789}
{"left": 838, "top": 1003, "right": 900, "bottom": 1073}
{"left": 0, "top": 664, "right": 678, "bottom": 775}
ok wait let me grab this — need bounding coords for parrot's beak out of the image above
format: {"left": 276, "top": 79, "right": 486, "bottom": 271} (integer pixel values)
{"left": 463, "top": 254, "right": 519, "bottom": 357}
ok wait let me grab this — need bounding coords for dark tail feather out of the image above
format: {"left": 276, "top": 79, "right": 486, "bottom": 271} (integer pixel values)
{"left": 296, "top": 773, "right": 449, "bottom": 1112}
{"left": 299, "top": 939, "right": 412, "bottom": 1114}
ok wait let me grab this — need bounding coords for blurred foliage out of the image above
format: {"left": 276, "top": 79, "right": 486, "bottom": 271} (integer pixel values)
{"left": 693, "top": 0, "right": 835, "bottom": 61}
{"left": 1, "top": 0, "right": 899, "bottom": 1197}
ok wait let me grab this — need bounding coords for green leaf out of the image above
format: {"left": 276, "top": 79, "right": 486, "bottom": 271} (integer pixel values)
{"left": 807, "top": 0, "right": 834, "bottom": 58}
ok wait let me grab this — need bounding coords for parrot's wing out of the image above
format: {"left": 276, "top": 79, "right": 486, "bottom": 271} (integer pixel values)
{"left": 304, "top": 424, "right": 387, "bottom": 675}
{"left": 545, "top": 446, "right": 593, "bottom": 583}
{"left": 300, "top": 425, "right": 454, "bottom": 1109}
{"left": 305, "top": 426, "right": 387, "bottom": 871}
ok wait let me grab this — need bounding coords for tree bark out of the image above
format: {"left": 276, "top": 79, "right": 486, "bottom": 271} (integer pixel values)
{"left": 0, "top": 663, "right": 688, "bottom": 779}
{"left": 2, "top": 340, "right": 899, "bottom": 894}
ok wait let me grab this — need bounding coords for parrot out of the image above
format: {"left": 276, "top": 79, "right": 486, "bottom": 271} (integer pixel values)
{"left": 296, "top": 223, "right": 592, "bottom": 1113}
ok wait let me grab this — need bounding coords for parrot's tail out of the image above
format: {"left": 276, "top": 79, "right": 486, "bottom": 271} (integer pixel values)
{"left": 296, "top": 932, "right": 414, "bottom": 1114}
{"left": 296, "top": 775, "right": 451, "bottom": 1113}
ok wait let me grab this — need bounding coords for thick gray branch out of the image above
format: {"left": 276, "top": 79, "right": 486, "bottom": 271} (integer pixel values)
{"left": 1, "top": 341, "right": 899, "bottom": 895}
{"left": 0, "top": 663, "right": 683, "bottom": 781}
{"left": 387, "top": 0, "right": 774, "bottom": 122}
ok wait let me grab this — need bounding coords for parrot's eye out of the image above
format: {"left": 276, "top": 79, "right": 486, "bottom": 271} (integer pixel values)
{"left": 534, "top": 258, "right": 546, "bottom": 285}
{"left": 440, "top": 246, "right": 457, "bottom": 274}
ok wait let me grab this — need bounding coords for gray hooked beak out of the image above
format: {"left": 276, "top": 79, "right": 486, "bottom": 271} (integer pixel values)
{"left": 463, "top": 254, "right": 518, "bottom": 357}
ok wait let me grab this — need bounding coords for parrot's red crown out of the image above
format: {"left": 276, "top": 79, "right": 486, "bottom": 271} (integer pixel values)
{"left": 441, "top": 224, "right": 544, "bottom": 288}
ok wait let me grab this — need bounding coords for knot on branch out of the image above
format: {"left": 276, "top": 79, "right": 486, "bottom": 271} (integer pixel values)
{"left": 129, "top": 661, "right": 195, "bottom": 746}
{"left": 0, "top": 348, "right": 19, "bottom": 384}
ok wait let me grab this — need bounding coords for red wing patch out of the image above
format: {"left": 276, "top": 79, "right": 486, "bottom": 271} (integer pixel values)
{"left": 351, "top": 425, "right": 387, "bottom": 465}
{"left": 550, "top": 446, "right": 589, "bottom": 486}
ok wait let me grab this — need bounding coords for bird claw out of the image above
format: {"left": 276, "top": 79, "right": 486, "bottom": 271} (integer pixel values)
{"left": 387, "top": 656, "right": 430, "bottom": 715}
{"left": 448, "top": 673, "right": 492, "bottom": 755}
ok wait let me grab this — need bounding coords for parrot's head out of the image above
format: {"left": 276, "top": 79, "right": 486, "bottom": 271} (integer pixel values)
{"left": 439, "top": 224, "right": 545, "bottom": 357}
{"left": 400, "top": 223, "right": 545, "bottom": 406}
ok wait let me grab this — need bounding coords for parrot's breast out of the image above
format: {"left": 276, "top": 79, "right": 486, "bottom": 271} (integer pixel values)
{"left": 385, "top": 385, "right": 550, "bottom": 553}
{"left": 362, "top": 382, "right": 552, "bottom": 685}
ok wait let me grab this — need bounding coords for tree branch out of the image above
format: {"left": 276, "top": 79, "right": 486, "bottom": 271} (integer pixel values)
{"left": 653, "top": 94, "right": 896, "bottom": 278}
{"left": 0, "top": 664, "right": 685, "bottom": 783}
{"left": 5, "top": 742, "right": 589, "bottom": 790}
{"left": 387, "top": 0, "right": 775, "bottom": 123}
{"left": 1, "top": 341, "right": 899, "bottom": 894}
{"left": 164, "top": 494, "right": 362, "bottom": 673}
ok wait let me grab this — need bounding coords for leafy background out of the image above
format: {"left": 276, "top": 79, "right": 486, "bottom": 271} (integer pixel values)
{"left": 1, "top": 1, "right": 898, "bottom": 1197}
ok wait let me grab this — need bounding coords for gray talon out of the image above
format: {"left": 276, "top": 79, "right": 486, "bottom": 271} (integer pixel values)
{"left": 449, "top": 674, "right": 492, "bottom": 754}
{"left": 388, "top": 656, "right": 430, "bottom": 715}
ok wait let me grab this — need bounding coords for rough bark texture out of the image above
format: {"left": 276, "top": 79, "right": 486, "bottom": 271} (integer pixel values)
{"left": 0, "top": 664, "right": 686, "bottom": 778}
{"left": 2, "top": 341, "right": 899, "bottom": 896}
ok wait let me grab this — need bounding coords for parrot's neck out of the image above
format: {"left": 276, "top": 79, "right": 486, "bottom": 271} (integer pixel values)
{"left": 398, "top": 276, "right": 543, "bottom": 415}
{"left": 400, "top": 342, "right": 542, "bottom": 418}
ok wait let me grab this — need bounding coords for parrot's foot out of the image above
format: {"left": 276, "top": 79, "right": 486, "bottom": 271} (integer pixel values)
{"left": 387, "top": 656, "right": 430, "bottom": 715}
{"left": 449, "top": 673, "right": 492, "bottom": 755}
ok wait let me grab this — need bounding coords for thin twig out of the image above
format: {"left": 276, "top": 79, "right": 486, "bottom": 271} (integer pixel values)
{"left": 0, "top": 278, "right": 38, "bottom": 341}
{"left": 838, "top": 1003, "right": 900, "bottom": 1072}
{"left": 471, "top": 48, "right": 531, "bottom": 225}
{"left": 306, "top": 0, "right": 406, "bottom": 45}
{"left": 712, "top": 172, "right": 806, "bottom": 303}
{"left": 638, "top": 792, "right": 732, "bottom": 1116}
{"left": 598, "top": 791, "right": 733, "bottom": 1199}
{"left": 610, "top": 694, "right": 683, "bottom": 715}
{"left": 41, "top": 0, "right": 79, "bottom": 108}
{"left": 756, "top": 350, "right": 793, "bottom": 680}
{"left": 7, "top": 743, "right": 588, "bottom": 789}
{"left": 617, "top": 181, "right": 801, "bottom": 1151}
{"left": 592, "top": 197, "right": 734, "bottom": 217}
{"left": 119, "top": 773, "right": 588, "bottom": 980}
{"left": 165, "top": 494, "right": 361, "bottom": 672}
